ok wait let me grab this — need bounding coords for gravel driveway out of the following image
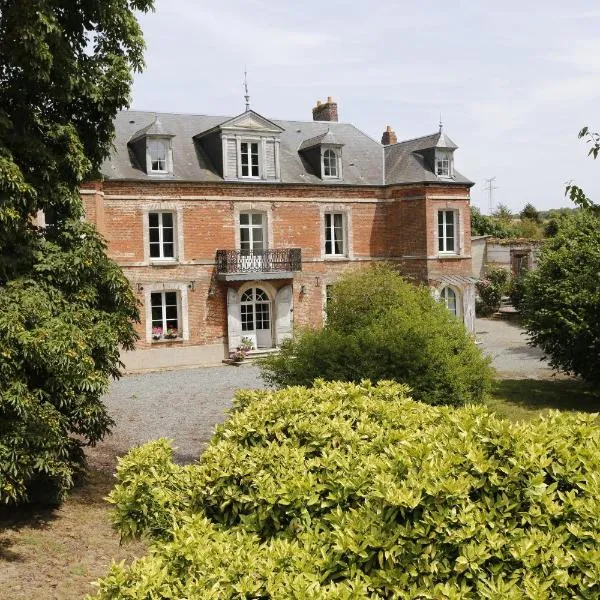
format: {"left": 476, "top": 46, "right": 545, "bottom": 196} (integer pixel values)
{"left": 474, "top": 317, "right": 552, "bottom": 378}
{"left": 88, "top": 318, "right": 552, "bottom": 472}
{"left": 87, "top": 364, "right": 265, "bottom": 472}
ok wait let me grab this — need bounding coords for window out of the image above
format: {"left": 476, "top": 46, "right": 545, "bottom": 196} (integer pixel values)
{"left": 149, "top": 212, "right": 176, "bottom": 260}
{"left": 440, "top": 287, "right": 458, "bottom": 316}
{"left": 436, "top": 155, "right": 450, "bottom": 177}
{"left": 324, "top": 213, "right": 345, "bottom": 256}
{"left": 239, "top": 212, "right": 265, "bottom": 253}
{"left": 438, "top": 210, "right": 457, "bottom": 254}
{"left": 150, "top": 291, "right": 180, "bottom": 339}
{"left": 240, "top": 141, "right": 260, "bottom": 177}
{"left": 323, "top": 149, "right": 338, "bottom": 177}
{"left": 148, "top": 139, "right": 168, "bottom": 173}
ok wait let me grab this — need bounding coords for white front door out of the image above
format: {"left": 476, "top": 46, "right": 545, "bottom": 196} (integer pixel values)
{"left": 240, "top": 287, "right": 272, "bottom": 349}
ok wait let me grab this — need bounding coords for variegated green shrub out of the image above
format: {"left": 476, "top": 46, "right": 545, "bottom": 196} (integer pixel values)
{"left": 93, "top": 381, "right": 600, "bottom": 599}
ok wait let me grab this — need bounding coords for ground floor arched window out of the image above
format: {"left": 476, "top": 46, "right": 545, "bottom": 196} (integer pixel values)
{"left": 440, "top": 286, "right": 458, "bottom": 316}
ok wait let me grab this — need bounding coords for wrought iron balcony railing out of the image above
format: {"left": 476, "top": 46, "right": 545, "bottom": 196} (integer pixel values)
{"left": 216, "top": 248, "right": 302, "bottom": 275}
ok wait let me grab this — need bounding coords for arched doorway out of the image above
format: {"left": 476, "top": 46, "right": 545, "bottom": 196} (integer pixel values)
{"left": 440, "top": 286, "right": 459, "bottom": 317}
{"left": 240, "top": 287, "right": 272, "bottom": 348}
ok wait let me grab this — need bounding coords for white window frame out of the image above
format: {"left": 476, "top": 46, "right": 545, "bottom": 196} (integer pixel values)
{"left": 144, "top": 282, "right": 190, "bottom": 343}
{"left": 148, "top": 211, "right": 177, "bottom": 262}
{"left": 322, "top": 148, "right": 340, "bottom": 178}
{"left": 150, "top": 290, "right": 181, "bottom": 341}
{"left": 438, "top": 209, "right": 458, "bottom": 254}
{"left": 324, "top": 212, "right": 347, "bottom": 257}
{"left": 239, "top": 140, "right": 261, "bottom": 179}
{"left": 440, "top": 286, "right": 460, "bottom": 317}
{"left": 147, "top": 138, "right": 170, "bottom": 174}
{"left": 435, "top": 150, "right": 453, "bottom": 178}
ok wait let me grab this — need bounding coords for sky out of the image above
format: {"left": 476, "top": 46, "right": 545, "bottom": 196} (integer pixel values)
{"left": 131, "top": 1, "right": 600, "bottom": 213}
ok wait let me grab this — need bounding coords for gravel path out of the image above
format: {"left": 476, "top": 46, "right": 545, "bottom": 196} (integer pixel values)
{"left": 475, "top": 317, "right": 552, "bottom": 378}
{"left": 87, "top": 364, "right": 265, "bottom": 472}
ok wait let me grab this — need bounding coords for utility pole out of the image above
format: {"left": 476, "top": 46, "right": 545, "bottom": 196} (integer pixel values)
{"left": 484, "top": 177, "right": 497, "bottom": 214}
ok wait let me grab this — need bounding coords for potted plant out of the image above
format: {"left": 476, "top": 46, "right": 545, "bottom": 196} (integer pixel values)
{"left": 163, "top": 328, "right": 179, "bottom": 340}
{"left": 152, "top": 326, "right": 163, "bottom": 340}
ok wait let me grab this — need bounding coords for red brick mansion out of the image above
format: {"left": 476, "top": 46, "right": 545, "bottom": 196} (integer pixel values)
{"left": 79, "top": 97, "right": 475, "bottom": 370}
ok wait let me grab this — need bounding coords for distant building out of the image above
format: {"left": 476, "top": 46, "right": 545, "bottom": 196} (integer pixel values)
{"left": 471, "top": 236, "right": 542, "bottom": 279}
{"left": 80, "top": 97, "right": 476, "bottom": 370}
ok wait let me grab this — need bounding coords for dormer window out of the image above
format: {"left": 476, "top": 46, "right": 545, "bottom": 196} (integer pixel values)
{"left": 240, "top": 141, "right": 260, "bottom": 178}
{"left": 435, "top": 150, "right": 453, "bottom": 178}
{"left": 149, "top": 139, "right": 169, "bottom": 173}
{"left": 323, "top": 148, "right": 339, "bottom": 178}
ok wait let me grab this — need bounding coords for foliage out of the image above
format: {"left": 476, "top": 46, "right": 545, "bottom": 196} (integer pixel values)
{"left": 491, "top": 202, "right": 513, "bottom": 223}
{"left": 507, "top": 271, "right": 527, "bottom": 311}
{"left": 475, "top": 266, "right": 511, "bottom": 315}
{"left": 470, "top": 206, "right": 513, "bottom": 238}
{"left": 521, "top": 209, "right": 600, "bottom": 383}
{"left": 0, "top": 1, "right": 154, "bottom": 504}
{"left": 520, "top": 202, "right": 541, "bottom": 224}
{"left": 260, "top": 265, "right": 491, "bottom": 406}
{"left": 93, "top": 381, "right": 600, "bottom": 599}
{"left": 565, "top": 127, "right": 600, "bottom": 215}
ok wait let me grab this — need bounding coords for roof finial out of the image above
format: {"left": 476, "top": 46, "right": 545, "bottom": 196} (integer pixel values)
{"left": 439, "top": 113, "right": 443, "bottom": 133}
{"left": 244, "top": 67, "right": 250, "bottom": 112}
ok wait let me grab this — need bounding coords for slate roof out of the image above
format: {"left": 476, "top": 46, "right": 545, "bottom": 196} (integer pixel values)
{"left": 102, "top": 110, "right": 472, "bottom": 187}
{"left": 383, "top": 131, "right": 473, "bottom": 186}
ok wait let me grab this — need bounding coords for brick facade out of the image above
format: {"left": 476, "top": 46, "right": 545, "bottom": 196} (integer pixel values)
{"left": 81, "top": 108, "right": 475, "bottom": 370}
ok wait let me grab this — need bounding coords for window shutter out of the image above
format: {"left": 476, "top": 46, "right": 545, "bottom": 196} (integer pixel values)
{"left": 275, "top": 285, "right": 293, "bottom": 345}
{"left": 265, "top": 140, "right": 277, "bottom": 179}
{"left": 227, "top": 288, "right": 242, "bottom": 351}
{"left": 226, "top": 139, "right": 237, "bottom": 178}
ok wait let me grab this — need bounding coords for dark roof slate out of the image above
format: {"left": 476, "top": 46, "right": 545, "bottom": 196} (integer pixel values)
{"left": 103, "top": 110, "right": 472, "bottom": 187}
{"left": 384, "top": 132, "right": 473, "bottom": 186}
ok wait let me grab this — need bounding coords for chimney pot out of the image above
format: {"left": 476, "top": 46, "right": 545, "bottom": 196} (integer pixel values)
{"left": 312, "top": 96, "right": 338, "bottom": 122}
{"left": 381, "top": 125, "right": 398, "bottom": 145}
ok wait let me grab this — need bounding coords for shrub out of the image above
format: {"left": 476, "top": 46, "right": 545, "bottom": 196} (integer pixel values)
{"left": 93, "top": 381, "right": 600, "bottom": 598}
{"left": 521, "top": 209, "right": 600, "bottom": 383}
{"left": 475, "top": 266, "right": 511, "bottom": 315}
{"left": 260, "top": 265, "right": 491, "bottom": 406}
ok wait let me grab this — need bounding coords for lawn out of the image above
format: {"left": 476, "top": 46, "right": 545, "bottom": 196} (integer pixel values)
{"left": 487, "top": 377, "right": 600, "bottom": 421}
{"left": 0, "top": 469, "right": 146, "bottom": 600}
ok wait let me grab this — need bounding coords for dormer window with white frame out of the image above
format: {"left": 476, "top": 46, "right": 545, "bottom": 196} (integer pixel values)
{"left": 435, "top": 150, "right": 453, "bottom": 178}
{"left": 322, "top": 148, "right": 340, "bottom": 178}
{"left": 240, "top": 141, "right": 260, "bottom": 178}
{"left": 147, "top": 138, "right": 171, "bottom": 175}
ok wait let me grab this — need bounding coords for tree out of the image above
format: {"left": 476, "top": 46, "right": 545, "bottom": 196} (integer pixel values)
{"left": 521, "top": 209, "right": 600, "bottom": 383}
{"left": 491, "top": 203, "right": 513, "bottom": 223}
{"left": 0, "top": 1, "right": 154, "bottom": 505}
{"left": 260, "top": 265, "right": 492, "bottom": 406}
{"left": 520, "top": 127, "right": 600, "bottom": 384}
{"left": 519, "top": 202, "right": 541, "bottom": 223}
{"left": 471, "top": 206, "right": 510, "bottom": 237}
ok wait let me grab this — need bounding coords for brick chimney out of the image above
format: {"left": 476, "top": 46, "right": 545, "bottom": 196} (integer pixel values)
{"left": 381, "top": 125, "right": 397, "bottom": 145}
{"left": 312, "top": 96, "right": 338, "bottom": 122}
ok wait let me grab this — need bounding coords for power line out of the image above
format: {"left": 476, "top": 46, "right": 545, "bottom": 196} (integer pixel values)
{"left": 484, "top": 177, "right": 497, "bottom": 214}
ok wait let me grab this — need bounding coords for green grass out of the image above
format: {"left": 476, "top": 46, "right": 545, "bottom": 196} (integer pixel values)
{"left": 486, "top": 377, "right": 600, "bottom": 421}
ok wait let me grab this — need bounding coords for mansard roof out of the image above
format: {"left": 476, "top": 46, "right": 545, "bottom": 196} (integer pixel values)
{"left": 384, "top": 132, "right": 472, "bottom": 186}
{"left": 102, "top": 110, "right": 472, "bottom": 187}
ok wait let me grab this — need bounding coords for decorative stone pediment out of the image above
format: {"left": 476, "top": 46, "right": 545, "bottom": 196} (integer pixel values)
{"left": 219, "top": 110, "right": 284, "bottom": 134}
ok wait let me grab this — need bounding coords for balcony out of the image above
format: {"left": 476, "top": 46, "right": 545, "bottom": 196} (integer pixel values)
{"left": 216, "top": 248, "right": 302, "bottom": 281}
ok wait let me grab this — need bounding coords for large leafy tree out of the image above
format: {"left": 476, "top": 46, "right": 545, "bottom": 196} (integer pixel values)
{"left": 520, "top": 128, "right": 600, "bottom": 383}
{"left": 521, "top": 210, "right": 600, "bottom": 383}
{"left": 0, "top": 1, "right": 153, "bottom": 504}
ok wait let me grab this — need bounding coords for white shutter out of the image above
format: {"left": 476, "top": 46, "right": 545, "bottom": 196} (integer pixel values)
{"left": 227, "top": 288, "right": 242, "bottom": 351}
{"left": 265, "top": 140, "right": 277, "bottom": 179}
{"left": 226, "top": 139, "right": 237, "bottom": 178}
{"left": 275, "top": 285, "right": 293, "bottom": 345}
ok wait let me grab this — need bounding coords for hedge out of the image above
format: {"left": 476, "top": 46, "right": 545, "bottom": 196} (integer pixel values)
{"left": 92, "top": 381, "right": 600, "bottom": 599}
